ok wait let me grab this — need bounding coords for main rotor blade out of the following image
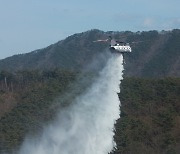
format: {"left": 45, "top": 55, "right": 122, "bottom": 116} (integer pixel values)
{"left": 93, "top": 39, "right": 109, "bottom": 43}
{"left": 131, "top": 41, "right": 144, "bottom": 44}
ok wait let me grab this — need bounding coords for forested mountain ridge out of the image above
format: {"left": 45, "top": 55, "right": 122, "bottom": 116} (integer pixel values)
{"left": 0, "top": 30, "right": 107, "bottom": 72}
{"left": 0, "top": 29, "right": 180, "bottom": 77}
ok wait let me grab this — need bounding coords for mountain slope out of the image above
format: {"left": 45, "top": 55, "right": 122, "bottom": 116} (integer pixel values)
{"left": 0, "top": 30, "right": 108, "bottom": 72}
{"left": 113, "top": 78, "right": 180, "bottom": 154}
{"left": 125, "top": 29, "right": 180, "bottom": 77}
{"left": 0, "top": 29, "right": 180, "bottom": 153}
{"left": 0, "top": 29, "right": 180, "bottom": 77}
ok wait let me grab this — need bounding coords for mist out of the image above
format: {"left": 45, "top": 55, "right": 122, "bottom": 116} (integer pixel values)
{"left": 18, "top": 54, "right": 124, "bottom": 154}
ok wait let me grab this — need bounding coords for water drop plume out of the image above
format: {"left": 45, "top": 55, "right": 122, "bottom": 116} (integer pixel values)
{"left": 19, "top": 54, "right": 124, "bottom": 154}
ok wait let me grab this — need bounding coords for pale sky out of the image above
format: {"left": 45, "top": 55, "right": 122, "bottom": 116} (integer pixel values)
{"left": 0, "top": 0, "right": 179, "bottom": 59}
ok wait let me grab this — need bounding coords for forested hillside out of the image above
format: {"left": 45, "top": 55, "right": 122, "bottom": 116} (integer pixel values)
{"left": 0, "top": 29, "right": 180, "bottom": 77}
{"left": 125, "top": 29, "right": 180, "bottom": 77}
{"left": 1, "top": 74, "right": 179, "bottom": 153}
{"left": 0, "top": 29, "right": 179, "bottom": 153}
{"left": 0, "top": 30, "right": 107, "bottom": 72}
{"left": 0, "top": 69, "right": 87, "bottom": 153}
{"left": 113, "top": 78, "right": 180, "bottom": 154}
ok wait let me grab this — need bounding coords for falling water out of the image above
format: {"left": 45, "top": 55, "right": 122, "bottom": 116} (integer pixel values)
{"left": 19, "top": 54, "right": 124, "bottom": 154}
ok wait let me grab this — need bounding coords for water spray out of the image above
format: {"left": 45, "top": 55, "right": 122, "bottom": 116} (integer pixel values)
{"left": 19, "top": 54, "right": 124, "bottom": 154}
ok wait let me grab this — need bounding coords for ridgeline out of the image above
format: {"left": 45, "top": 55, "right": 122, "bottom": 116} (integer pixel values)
{"left": 0, "top": 29, "right": 180, "bottom": 77}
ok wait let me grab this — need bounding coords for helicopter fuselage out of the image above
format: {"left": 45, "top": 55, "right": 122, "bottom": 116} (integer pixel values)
{"left": 109, "top": 44, "right": 132, "bottom": 64}
{"left": 109, "top": 44, "right": 132, "bottom": 53}
{"left": 93, "top": 37, "right": 132, "bottom": 64}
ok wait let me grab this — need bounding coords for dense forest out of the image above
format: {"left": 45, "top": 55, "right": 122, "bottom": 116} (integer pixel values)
{"left": 113, "top": 78, "right": 180, "bottom": 154}
{"left": 0, "top": 69, "right": 87, "bottom": 153}
{"left": 0, "top": 69, "right": 179, "bottom": 153}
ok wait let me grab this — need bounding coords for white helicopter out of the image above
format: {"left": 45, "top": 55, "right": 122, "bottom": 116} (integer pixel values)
{"left": 93, "top": 36, "right": 132, "bottom": 64}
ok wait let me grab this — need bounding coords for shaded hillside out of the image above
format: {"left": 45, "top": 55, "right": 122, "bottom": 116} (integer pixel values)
{"left": 125, "top": 29, "right": 180, "bottom": 77}
{"left": 0, "top": 30, "right": 108, "bottom": 72}
{"left": 112, "top": 78, "right": 180, "bottom": 154}
{"left": 0, "top": 29, "right": 180, "bottom": 77}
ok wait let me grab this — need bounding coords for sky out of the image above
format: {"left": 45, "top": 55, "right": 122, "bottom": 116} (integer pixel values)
{"left": 0, "top": 0, "right": 179, "bottom": 59}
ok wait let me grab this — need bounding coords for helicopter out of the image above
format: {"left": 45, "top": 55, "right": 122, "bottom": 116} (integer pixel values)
{"left": 93, "top": 36, "right": 132, "bottom": 64}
